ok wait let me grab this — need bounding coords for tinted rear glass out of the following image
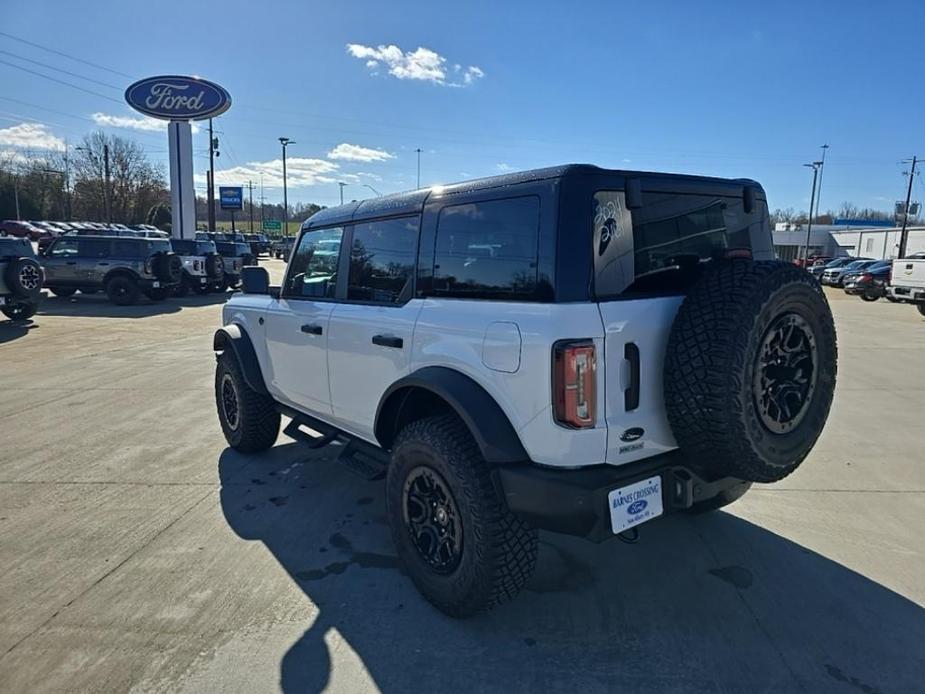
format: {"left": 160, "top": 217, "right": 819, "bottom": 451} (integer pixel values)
{"left": 216, "top": 242, "right": 250, "bottom": 256}
{"left": 431, "top": 196, "right": 541, "bottom": 300}
{"left": 594, "top": 188, "right": 767, "bottom": 297}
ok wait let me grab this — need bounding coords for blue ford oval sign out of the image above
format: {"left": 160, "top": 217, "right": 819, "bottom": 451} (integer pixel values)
{"left": 124, "top": 75, "right": 231, "bottom": 121}
{"left": 627, "top": 500, "right": 648, "bottom": 515}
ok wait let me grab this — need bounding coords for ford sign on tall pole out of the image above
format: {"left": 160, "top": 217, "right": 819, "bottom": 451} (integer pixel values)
{"left": 124, "top": 75, "right": 231, "bottom": 239}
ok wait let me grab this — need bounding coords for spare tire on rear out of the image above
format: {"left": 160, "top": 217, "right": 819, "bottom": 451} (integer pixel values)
{"left": 664, "top": 260, "right": 837, "bottom": 483}
{"left": 205, "top": 253, "right": 224, "bottom": 280}
{"left": 153, "top": 252, "right": 182, "bottom": 283}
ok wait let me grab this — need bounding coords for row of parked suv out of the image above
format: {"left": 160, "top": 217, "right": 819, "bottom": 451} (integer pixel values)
{"left": 0, "top": 230, "right": 261, "bottom": 315}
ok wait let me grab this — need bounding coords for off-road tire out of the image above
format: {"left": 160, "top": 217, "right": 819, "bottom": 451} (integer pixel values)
{"left": 860, "top": 292, "right": 879, "bottom": 302}
{"left": 684, "top": 481, "right": 753, "bottom": 514}
{"left": 214, "top": 351, "right": 280, "bottom": 453}
{"left": 3, "top": 257, "right": 43, "bottom": 299}
{"left": 144, "top": 287, "right": 171, "bottom": 302}
{"left": 205, "top": 254, "right": 224, "bottom": 281}
{"left": 917, "top": 303, "right": 925, "bottom": 317}
{"left": 153, "top": 253, "right": 183, "bottom": 284}
{"left": 387, "top": 414, "right": 537, "bottom": 617}
{"left": 49, "top": 287, "right": 77, "bottom": 298}
{"left": 665, "top": 260, "right": 837, "bottom": 483}
{"left": 105, "top": 275, "right": 140, "bottom": 306}
{"left": 1, "top": 300, "right": 37, "bottom": 320}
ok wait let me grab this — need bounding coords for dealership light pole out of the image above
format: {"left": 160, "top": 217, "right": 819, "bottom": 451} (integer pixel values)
{"left": 338, "top": 181, "right": 346, "bottom": 205}
{"left": 899, "top": 156, "right": 918, "bottom": 258}
{"left": 802, "top": 161, "right": 823, "bottom": 263}
{"left": 416, "top": 148, "right": 422, "bottom": 188}
{"left": 813, "top": 144, "right": 829, "bottom": 222}
{"left": 279, "top": 137, "right": 294, "bottom": 238}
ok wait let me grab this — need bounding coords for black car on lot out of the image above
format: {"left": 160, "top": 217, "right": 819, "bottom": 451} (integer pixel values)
{"left": 0, "top": 235, "right": 44, "bottom": 320}
{"left": 843, "top": 260, "right": 892, "bottom": 301}
{"left": 243, "top": 233, "right": 271, "bottom": 256}
{"left": 40, "top": 235, "right": 182, "bottom": 305}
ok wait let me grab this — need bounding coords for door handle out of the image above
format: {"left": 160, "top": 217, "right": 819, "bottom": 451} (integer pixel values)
{"left": 300, "top": 323, "right": 323, "bottom": 335}
{"left": 372, "top": 334, "right": 403, "bottom": 349}
{"left": 66, "top": 261, "right": 77, "bottom": 265}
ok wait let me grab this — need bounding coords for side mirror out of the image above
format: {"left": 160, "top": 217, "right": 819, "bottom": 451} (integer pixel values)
{"left": 241, "top": 266, "right": 269, "bottom": 294}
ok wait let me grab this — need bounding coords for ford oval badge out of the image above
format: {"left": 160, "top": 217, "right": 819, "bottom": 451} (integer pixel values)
{"left": 620, "top": 427, "right": 644, "bottom": 442}
{"left": 627, "top": 500, "right": 647, "bottom": 514}
{"left": 125, "top": 75, "right": 231, "bottom": 121}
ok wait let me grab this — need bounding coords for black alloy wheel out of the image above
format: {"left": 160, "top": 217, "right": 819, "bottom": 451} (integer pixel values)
{"left": 753, "top": 313, "right": 818, "bottom": 435}
{"left": 403, "top": 466, "right": 463, "bottom": 574}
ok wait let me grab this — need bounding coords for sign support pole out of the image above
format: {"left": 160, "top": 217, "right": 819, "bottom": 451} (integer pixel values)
{"left": 167, "top": 120, "right": 196, "bottom": 239}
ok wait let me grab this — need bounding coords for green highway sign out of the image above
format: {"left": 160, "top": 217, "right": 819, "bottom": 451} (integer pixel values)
{"left": 262, "top": 220, "right": 282, "bottom": 231}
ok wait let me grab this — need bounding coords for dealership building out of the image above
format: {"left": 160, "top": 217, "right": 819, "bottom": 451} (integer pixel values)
{"left": 772, "top": 221, "right": 925, "bottom": 260}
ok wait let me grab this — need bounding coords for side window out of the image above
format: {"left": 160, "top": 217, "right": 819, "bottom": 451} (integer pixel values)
{"left": 347, "top": 217, "right": 418, "bottom": 304}
{"left": 593, "top": 191, "right": 634, "bottom": 297}
{"left": 50, "top": 238, "right": 78, "bottom": 257}
{"left": 77, "top": 238, "right": 110, "bottom": 258}
{"left": 111, "top": 239, "right": 138, "bottom": 258}
{"left": 284, "top": 227, "right": 344, "bottom": 299}
{"left": 432, "top": 196, "right": 540, "bottom": 299}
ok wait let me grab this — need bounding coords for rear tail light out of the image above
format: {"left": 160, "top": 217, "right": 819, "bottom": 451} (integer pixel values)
{"left": 860, "top": 273, "right": 873, "bottom": 282}
{"left": 194, "top": 260, "right": 202, "bottom": 271}
{"left": 144, "top": 257, "right": 153, "bottom": 274}
{"left": 553, "top": 341, "right": 596, "bottom": 428}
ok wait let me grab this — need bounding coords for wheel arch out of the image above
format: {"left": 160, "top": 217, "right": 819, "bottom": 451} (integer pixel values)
{"left": 374, "top": 366, "right": 529, "bottom": 464}
{"left": 213, "top": 323, "right": 270, "bottom": 395}
{"left": 102, "top": 267, "right": 141, "bottom": 286}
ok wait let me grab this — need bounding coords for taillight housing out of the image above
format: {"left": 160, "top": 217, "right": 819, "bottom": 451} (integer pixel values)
{"left": 860, "top": 273, "right": 873, "bottom": 283}
{"left": 144, "top": 257, "right": 153, "bottom": 274}
{"left": 553, "top": 341, "right": 597, "bottom": 429}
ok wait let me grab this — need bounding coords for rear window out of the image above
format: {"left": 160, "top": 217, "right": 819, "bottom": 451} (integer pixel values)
{"left": 147, "top": 240, "right": 172, "bottom": 255}
{"left": 431, "top": 196, "right": 540, "bottom": 300}
{"left": 594, "top": 189, "right": 765, "bottom": 297}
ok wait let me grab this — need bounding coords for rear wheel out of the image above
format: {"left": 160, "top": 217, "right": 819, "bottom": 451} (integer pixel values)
{"left": 1, "top": 300, "right": 37, "bottom": 321}
{"left": 105, "top": 276, "right": 140, "bottom": 306}
{"left": 860, "top": 292, "right": 879, "bottom": 302}
{"left": 214, "top": 351, "right": 280, "bottom": 452}
{"left": 917, "top": 303, "right": 925, "bottom": 317}
{"left": 144, "top": 287, "right": 171, "bottom": 301}
{"left": 386, "top": 414, "right": 537, "bottom": 617}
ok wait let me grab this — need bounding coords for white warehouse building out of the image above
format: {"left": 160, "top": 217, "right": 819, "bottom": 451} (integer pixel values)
{"left": 772, "top": 223, "right": 925, "bottom": 261}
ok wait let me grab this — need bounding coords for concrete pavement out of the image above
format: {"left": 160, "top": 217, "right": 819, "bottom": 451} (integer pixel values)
{"left": 1, "top": 266, "right": 923, "bottom": 693}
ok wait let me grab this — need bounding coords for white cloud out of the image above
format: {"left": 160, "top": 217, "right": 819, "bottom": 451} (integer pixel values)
{"left": 92, "top": 112, "right": 201, "bottom": 134}
{"left": 346, "top": 43, "right": 484, "bottom": 86}
{"left": 356, "top": 171, "right": 383, "bottom": 181}
{"left": 195, "top": 157, "right": 339, "bottom": 188}
{"left": 0, "top": 122, "right": 65, "bottom": 151}
{"left": 496, "top": 163, "right": 513, "bottom": 172}
{"left": 327, "top": 142, "right": 395, "bottom": 163}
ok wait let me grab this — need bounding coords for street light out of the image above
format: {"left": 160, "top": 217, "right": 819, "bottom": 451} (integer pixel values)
{"left": 279, "top": 137, "right": 294, "bottom": 238}
{"left": 338, "top": 182, "right": 382, "bottom": 203}
{"left": 361, "top": 184, "right": 382, "bottom": 197}
{"left": 802, "top": 161, "right": 824, "bottom": 264}
{"left": 338, "top": 181, "right": 347, "bottom": 205}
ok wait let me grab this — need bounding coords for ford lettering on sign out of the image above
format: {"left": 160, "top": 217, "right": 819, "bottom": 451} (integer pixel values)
{"left": 124, "top": 76, "right": 231, "bottom": 121}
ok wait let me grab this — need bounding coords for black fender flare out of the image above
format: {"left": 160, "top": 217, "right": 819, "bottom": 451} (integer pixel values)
{"left": 213, "top": 324, "right": 270, "bottom": 395}
{"left": 374, "top": 366, "right": 528, "bottom": 464}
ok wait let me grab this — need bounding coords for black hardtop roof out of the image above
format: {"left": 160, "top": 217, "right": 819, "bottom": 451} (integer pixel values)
{"left": 303, "top": 164, "right": 764, "bottom": 230}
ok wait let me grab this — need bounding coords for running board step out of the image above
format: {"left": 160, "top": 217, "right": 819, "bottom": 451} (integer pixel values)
{"left": 283, "top": 420, "right": 339, "bottom": 449}
{"left": 337, "top": 440, "right": 388, "bottom": 481}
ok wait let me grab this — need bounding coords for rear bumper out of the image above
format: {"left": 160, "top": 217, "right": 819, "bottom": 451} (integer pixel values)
{"left": 844, "top": 282, "right": 883, "bottom": 296}
{"left": 497, "top": 453, "right": 749, "bottom": 542}
{"left": 138, "top": 277, "right": 180, "bottom": 289}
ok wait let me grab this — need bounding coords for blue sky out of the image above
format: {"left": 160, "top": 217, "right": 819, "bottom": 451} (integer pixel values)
{"left": 1, "top": 0, "right": 923, "bottom": 213}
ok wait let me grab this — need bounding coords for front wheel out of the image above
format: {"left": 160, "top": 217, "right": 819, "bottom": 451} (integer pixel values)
{"left": 917, "top": 303, "right": 925, "bottom": 317}
{"left": 49, "top": 287, "right": 77, "bottom": 298}
{"left": 386, "top": 414, "right": 537, "bottom": 617}
{"left": 1, "top": 300, "right": 37, "bottom": 321}
{"left": 860, "top": 292, "right": 879, "bottom": 302}
{"left": 215, "top": 351, "right": 280, "bottom": 452}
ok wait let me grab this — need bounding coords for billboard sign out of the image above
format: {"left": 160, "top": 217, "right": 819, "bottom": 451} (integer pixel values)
{"left": 219, "top": 186, "right": 243, "bottom": 210}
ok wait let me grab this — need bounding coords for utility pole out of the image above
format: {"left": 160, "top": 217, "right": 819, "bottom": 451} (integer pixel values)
{"left": 899, "top": 156, "right": 917, "bottom": 259}
{"left": 279, "top": 137, "right": 294, "bottom": 239}
{"left": 103, "top": 143, "right": 111, "bottom": 223}
{"left": 208, "top": 119, "right": 217, "bottom": 232}
{"left": 339, "top": 181, "right": 346, "bottom": 205}
{"left": 802, "top": 161, "right": 823, "bottom": 263}
{"left": 63, "top": 140, "right": 71, "bottom": 221}
{"left": 416, "top": 148, "right": 422, "bottom": 188}
{"left": 259, "top": 174, "right": 265, "bottom": 226}
{"left": 13, "top": 174, "right": 20, "bottom": 220}
{"left": 248, "top": 180, "right": 254, "bottom": 233}
{"left": 814, "top": 144, "right": 829, "bottom": 221}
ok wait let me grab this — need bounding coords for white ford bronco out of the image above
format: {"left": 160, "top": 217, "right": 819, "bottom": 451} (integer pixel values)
{"left": 213, "top": 165, "right": 838, "bottom": 616}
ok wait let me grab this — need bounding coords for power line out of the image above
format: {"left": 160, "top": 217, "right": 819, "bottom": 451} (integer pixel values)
{"left": 0, "top": 30, "right": 134, "bottom": 79}
{"left": 0, "top": 58, "right": 124, "bottom": 105}
{"left": 0, "top": 50, "right": 123, "bottom": 90}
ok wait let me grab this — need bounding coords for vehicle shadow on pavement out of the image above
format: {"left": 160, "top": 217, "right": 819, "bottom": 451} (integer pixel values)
{"left": 0, "top": 318, "right": 37, "bottom": 343}
{"left": 36, "top": 291, "right": 231, "bottom": 318}
{"left": 218, "top": 445, "right": 925, "bottom": 694}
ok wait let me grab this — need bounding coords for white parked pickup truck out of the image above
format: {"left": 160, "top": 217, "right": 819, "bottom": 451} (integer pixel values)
{"left": 888, "top": 253, "right": 925, "bottom": 316}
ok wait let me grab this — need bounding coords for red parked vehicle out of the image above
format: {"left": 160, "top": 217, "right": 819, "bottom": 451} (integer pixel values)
{"left": 0, "top": 220, "right": 43, "bottom": 241}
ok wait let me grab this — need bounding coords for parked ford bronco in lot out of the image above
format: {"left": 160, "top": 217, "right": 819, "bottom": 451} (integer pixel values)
{"left": 41, "top": 235, "right": 182, "bottom": 305}
{"left": 214, "top": 241, "right": 257, "bottom": 290}
{"left": 170, "top": 238, "right": 226, "bottom": 295}
{"left": 212, "top": 165, "right": 838, "bottom": 616}
{"left": 0, "top": 235, "right": 44, "bottom": 320}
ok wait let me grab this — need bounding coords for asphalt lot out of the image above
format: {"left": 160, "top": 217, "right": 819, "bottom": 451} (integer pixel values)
{"left": 1, "top": 263, "right": 923, "bottom": 694}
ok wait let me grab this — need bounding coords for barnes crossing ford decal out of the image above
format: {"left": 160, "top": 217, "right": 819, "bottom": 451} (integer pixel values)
{"left": 125, "top": 76, "right": 231, "bottom": 121}
{"left": 619, "top": 427, "right": 645, "bottom": 442}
